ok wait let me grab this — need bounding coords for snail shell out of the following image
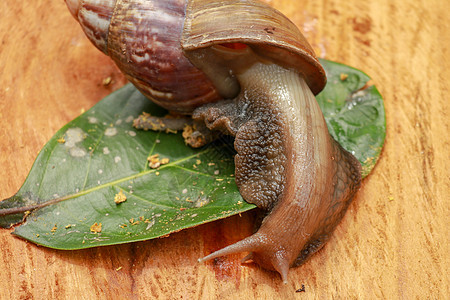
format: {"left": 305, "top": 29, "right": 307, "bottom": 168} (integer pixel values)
{"left": 65, "top": 0, "right": 325, "bottom": 113}
{"left": 66, "top": 0, "right": 220, "bottom": 113}
{"left": 65, "top": 0, "right": 361, "bottom": 282}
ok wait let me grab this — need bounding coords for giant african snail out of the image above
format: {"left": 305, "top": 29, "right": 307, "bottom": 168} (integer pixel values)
{"left": 65, "top": 0, "right": 361, "bottom": 282}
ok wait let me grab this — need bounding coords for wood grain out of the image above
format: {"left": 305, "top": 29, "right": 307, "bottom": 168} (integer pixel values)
{"left": 0, "top": 0, "right": 448, "bottom": 299}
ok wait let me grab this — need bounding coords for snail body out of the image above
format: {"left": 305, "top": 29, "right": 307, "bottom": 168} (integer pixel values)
{"left": 66, "top": 0, "right": 361, "bottom": 282}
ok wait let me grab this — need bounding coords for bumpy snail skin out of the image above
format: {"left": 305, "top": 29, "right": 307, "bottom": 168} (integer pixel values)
{"left": 193, "top": 60, "right": 361, "bottom": 282}
{"left": 65, "top": 0, "right": 362, "bottom": 282}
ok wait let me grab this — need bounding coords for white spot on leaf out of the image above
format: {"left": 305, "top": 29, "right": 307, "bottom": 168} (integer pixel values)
{"left": 145, "top": 219, "right": 155, "bottom": 230}
{"left": 69, "top": 146, "right": 87, "bottom": 158}
{"left": 195, "top": 197, "right": 210, "bottom": 208}
{"left": 105, "top": 127, "right": 118, "bottom": 137}
{"left": 88, "top": 117, "right": 98, "bottom": 124}
{"left": 64, "top": 128, "right": 87, "bottom": 158}
{"left": 64, "top": 128, "right": 85, "bottom": 148}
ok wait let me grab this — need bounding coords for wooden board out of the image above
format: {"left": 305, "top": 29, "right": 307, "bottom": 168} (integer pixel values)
{"left": 0, "top": 0, "right": 448, "bottom": 298}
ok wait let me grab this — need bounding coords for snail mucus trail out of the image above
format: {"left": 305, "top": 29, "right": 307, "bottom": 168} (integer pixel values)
{"left": 65, "top": 0, "right": 361, "bottom": 283}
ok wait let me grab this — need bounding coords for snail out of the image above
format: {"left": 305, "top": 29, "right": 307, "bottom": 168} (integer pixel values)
{"left": 65, "top": 0, "right": 361, "bottom": 282}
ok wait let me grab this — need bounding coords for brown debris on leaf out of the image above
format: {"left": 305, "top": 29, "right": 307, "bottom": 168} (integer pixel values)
{"left": 114, "top": 190, "right": 127, "bottom": 204}
{"left": 133, "top": 112, "right": 190, "bottom": 134}
{"left": 90, "top": 222, "right": 102, "bottom": 233}
{"left": 340, "top": 73, "right": 349, "bottom": 81}
{"left": 147, "top": 154, "right": 170, "bottom": 169}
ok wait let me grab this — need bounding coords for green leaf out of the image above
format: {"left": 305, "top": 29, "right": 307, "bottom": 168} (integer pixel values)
{"left": 317, "top": 59, "right": 386, "bottom": 177}
{"left": 0, "top": 60, "right": 385, "bottom": 249}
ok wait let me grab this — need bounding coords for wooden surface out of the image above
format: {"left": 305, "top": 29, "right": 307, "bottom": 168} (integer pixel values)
{"left": 0, "top": 0, "right": 448, "bottom": 299}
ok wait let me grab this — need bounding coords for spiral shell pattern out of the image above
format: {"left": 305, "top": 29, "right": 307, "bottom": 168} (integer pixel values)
{"left": 66, "top": 0, "right": 221, "bottom": 113}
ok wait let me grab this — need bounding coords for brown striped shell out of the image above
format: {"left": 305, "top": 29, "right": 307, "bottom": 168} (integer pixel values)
{"left": 65, "top": 0, "right": 325, "bottom": 113}
{"left": 66, "top": 0, "right": 220, "bottom": 113}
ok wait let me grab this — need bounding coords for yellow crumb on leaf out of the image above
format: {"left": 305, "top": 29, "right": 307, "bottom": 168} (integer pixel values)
{"left": 57, "top": 137, "right": 66, "bottom": 144}
{"left": 340, "top": 73, "right": 349, "bottom": 81}
{"left": 102, "top": 76, "right": 112, "bottom": 86}
{"left": 148, "top": 154, "right": 161, "bottom": 168}
{"left": 51, "top": 224, "right": 57, "bottom": 233}
{"left": 128, "top": 218, "right": 140, "bottom": 226}
{"left": 165, "top": 128, "right": 178, "bottom": 134}
{"left": 147, "top": 154, "right": 159, "bottom": 162}
{"left": 90, "top": 222, "right": 102, "bottom": 233}
{"left": 147, "top": 154, "right": 170, "bottom": 168}
{"left": 155, "top": 171, "right": 160, "bottom": 176}
{"left": 149, "top": 161, "right": 161, "bottom": 169}
{"left": 114, "top": 190, "right": 127, "bottom": 204}
{"left": 182, "top": 124, "right": 194, "bottom": 140}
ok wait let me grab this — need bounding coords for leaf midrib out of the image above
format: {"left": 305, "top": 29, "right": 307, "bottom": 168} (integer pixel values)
{"left": 35, "top": 148, "right": 216, "bottom": 208}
